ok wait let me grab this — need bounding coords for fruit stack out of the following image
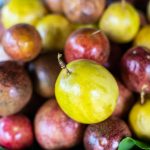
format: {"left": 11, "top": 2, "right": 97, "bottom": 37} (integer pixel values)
{"left": 0, "top": 0, "right": 149, "bottom": 150}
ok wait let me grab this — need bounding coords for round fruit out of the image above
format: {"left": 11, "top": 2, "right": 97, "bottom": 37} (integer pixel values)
{"left": 36, "top": 14, "right": 73, "bottom": 51}
{"left": 134, "top": 25, "right": 150, "bottom": 50}
{"left": 84, "top": 117, "right": 131, "bottom": 150}
{"left": 129, "top": 96, "right": 150, "bottom": 141}
{"left": 64, "top": 28, "right": 110, "bottom": 65}
{"left": 1, "top": 0, "right": 47, "bottom": 28}
{"left": 2, "top": 23, "right": 42, "bottom": 62}
{"left": 62, "top": 0, "right": 106, "bottom": 24}
{"left": 0, "top": 61, "right": 32, "bottom": 116}
{"left": 34, "top": 99, "right": 85, "bottom": 150}
{"left": 0, "top": 115, "right": 33, "bottom": 150}
{"left": 44, "top": 0, "right": 63, "bottom": 13}
{"left": 30, "top": 53, "right": 60, "bottom": 98}
{"left": 99, "top": 2, "right": 140, "bottom": 43}
{"left": 55, "top": 58, "right": 119, "bottom": 124}
{"left": 121, "top": 46, "right": 150, "bottom": 104}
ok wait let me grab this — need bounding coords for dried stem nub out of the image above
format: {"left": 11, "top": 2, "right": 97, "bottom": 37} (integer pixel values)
{"left": 140, "top": 85, "right": 148, "bottom": 104}
{"left": 57, "top": 53, "right": 71, "bottom": 75}
{"left": 91, "top": 30, "right": 102, "bottom": 36}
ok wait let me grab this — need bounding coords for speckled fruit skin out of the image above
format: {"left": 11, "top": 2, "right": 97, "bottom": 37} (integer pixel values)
{"left": 129, "top": 97, "right": 150, "bottom": 141}
{"left": 2, "top": 23, "right": 42, "bottom": 62}
{"left": 0, "top": 115, "right": 33, "bottom": 150}
{"left": 112, "top": 80, "right": 134, "bottom": 118}
{"left": 34, "top": 99, "right": 85, "bottom": 150}
{"left": 65, "top": 28, "right": 110, "bottom": 65}
{"left": 55, "top": 59, "right": 119, "bottom": 124}
{"left": 121, "top": 46, "right": 150, "bottom": 94}
{"left": 84, "top": 117, "right": 131, "bottom": 150}
{"left": 99, "top": 2, "right": 140, "bottom": 43}
{"left": 0, "top": 61, "right": 32, "bottom": 116}
{"left": 1, "top": 0, "right": 47, "bottom": 28}
{"left": 62, "top": 0, "right": 106, "bottom": 24}
{"left": 134, "top": 25, "right": 150, "bottom": 50}
{"left": 30, "top": 53, "right": 61, "bottom": 98}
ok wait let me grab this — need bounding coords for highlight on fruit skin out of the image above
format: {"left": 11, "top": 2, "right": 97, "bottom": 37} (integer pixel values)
{"left": 55, "top": 57, "right": 119, "bottom": 124}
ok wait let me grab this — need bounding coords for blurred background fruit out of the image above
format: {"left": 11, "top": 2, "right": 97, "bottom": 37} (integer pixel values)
{"left": 36, "top": 14, "right": 73, "bottom": 51}
{"left": 99, "top": 2, "right": 140, "bottom": 43}
{"left": 112, "top": 80, "right": 134, "bottom": 118}
{"left": 1, "top": 0, "right": 47, "bottom": 28}
{"left": 134, "top": 25, "right": 150, "bottom": 50}
{"left": 62, "top": 0, "right": 106, "bottom": 24}
{"left": 44, "top": 0, "right": 63, "bottom": 14}
{"left": 29, "top": 52, "right": 60, "bottom": 98}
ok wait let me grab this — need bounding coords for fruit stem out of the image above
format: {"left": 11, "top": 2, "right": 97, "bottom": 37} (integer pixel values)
{"left": 91, "top": 30, "right": 102, "bottom": 36}
{"left": 140, "top": 85, "right": 148, "bottom": 104}
{"left": 121, "top": 0, "right": 126, "bottom": 8}
{"left": 57, "top": 53, "right": 71, "bottom": 75}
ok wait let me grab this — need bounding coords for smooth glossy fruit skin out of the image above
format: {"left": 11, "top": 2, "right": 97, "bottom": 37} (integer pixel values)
{"left": 62, "top": 0, "right": 106, "bottom": 24}
{"left": 44, "top": 0, "right": 63, "bottom": 13}
{"left": 55, "top": 59, "right": 119, "bottom": 124}
{"left": 65, "top": 28, "right": 110, "bottom": 65}
{"left": 121, "top": 46, "right": 150, "bottom": 94}
{"left": 2, "top": 24, "right": 42, "bottom": 62}
{"left": 129, "top": 97, "right": 150, "bottom": 141}
{"left": 99, "top": 2, "right": 140, "bottom": 43}
{"left": 112, "top": 80, "right": 134, "bottom": 118}
{"left": 0, "top": 61, "right": 32, "bottom": 116}
{"left": 34, "top": 99, "right": 85, "bottom": 150}
{"left": 30, "top": 53, "right": 61, "bottom": 98}
{"left": 134, "top": 25, "right": 150, "bottom": 50}
{"left": 1, "top": 0, "right": 47, "bottom": 28}
{"left": 0, "top": 115, "right": 33, "bottom": 150}
{"left": 84, "top": 117, "right": 131, "bottom": 150}
{"left": 36, "top": 14, "right": 73, "bottom": 51}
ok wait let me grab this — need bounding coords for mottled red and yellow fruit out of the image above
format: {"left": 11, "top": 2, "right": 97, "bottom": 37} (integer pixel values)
{"left": 55, "top": 59, "right": 119, "bottom": 124}
{"left": 2, "top": 24, "right": 42, "bottom": 62}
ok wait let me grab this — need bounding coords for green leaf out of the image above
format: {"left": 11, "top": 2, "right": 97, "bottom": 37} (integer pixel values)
{"left": 118, "top": 137, "right": 150, "bottom": 150}
{"left": 0, "top": 147, "right": 6, "bottom": 150}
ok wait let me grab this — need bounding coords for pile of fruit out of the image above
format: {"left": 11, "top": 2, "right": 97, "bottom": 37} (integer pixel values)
{"left": 0, "top": 0, "right": 150, "bottom": 149}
